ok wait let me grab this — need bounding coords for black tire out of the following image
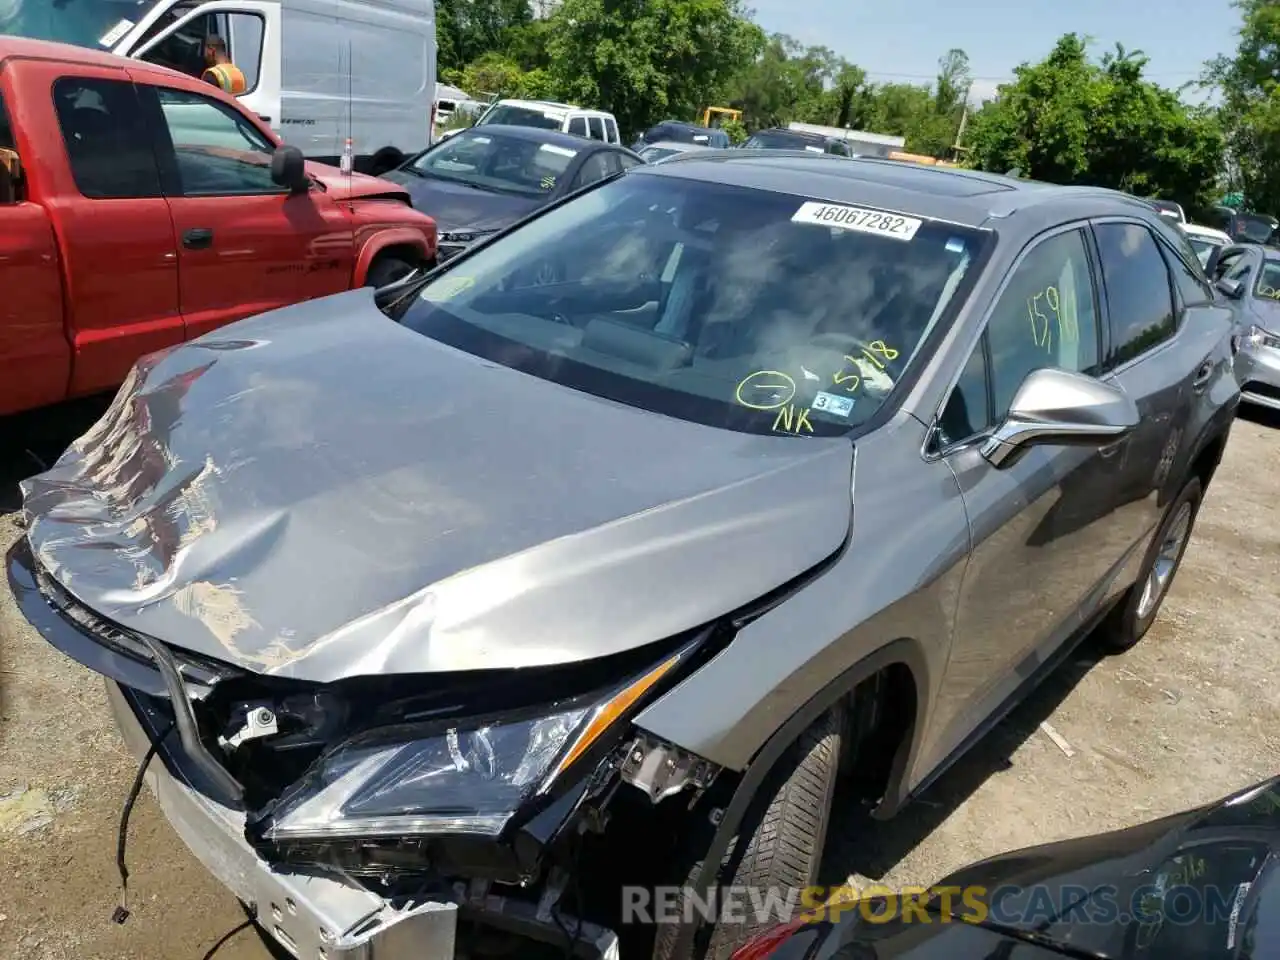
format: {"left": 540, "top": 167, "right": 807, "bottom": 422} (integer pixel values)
{"left": 369, "top": 147, "right": 405, "bottom": 176}
{"left": 365, "top": 255, "right": 418, "bottom": 289}
{"left": 653, "top": 707, "right": 844, "bottom": 960}
{"left": 1100, "top": 476, "right": 1203, "bottom": 652}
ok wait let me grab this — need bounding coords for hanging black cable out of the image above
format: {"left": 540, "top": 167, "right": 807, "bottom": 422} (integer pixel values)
{"left": 111, "top": 719, "right": 175, "bottom": 924}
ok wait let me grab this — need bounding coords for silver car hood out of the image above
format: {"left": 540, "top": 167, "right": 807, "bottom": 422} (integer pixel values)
{"left": 21, "top": 290, "right": 854, "bottom": 683}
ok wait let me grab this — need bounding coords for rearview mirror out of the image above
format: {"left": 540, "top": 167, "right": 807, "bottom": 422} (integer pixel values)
{"left": 1216, "top": 276, "right": 1245, "bottom": 299}
{"left": 980, "top": 368, "right": 1139, "bottom": 468}
{"left": 271, "top": 145, "right": 309, "bottom": 194}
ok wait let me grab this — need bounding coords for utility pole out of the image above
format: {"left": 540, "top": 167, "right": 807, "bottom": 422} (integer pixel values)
{"left": 950, "top": 105, "right": 970, "bottom": 162}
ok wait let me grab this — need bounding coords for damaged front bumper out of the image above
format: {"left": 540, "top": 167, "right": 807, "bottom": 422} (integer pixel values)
{"left": 109, "top": 681, "right": 460, "bottom": 960}
{"left": 7, "top": 539, "right": 642, "bottom": 960}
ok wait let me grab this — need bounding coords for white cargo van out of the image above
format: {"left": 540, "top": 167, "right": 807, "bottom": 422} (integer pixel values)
{"left": 0, "top": 0, "right": 435, "bottom": 174}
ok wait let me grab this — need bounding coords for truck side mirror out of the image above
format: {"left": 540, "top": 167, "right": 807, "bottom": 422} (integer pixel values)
{"left": 271, "top": 145, "right": 309, "bottom": 194}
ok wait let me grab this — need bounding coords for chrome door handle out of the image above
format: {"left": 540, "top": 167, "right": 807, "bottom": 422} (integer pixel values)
{"left": 1192, "top": 363, "right": 1213, "bottom": 392}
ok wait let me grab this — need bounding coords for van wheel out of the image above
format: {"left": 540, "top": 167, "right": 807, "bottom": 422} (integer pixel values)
{"left": 369, "top": 147, "right": 405, "bottom": 176}
{"left": 1100, "top": 476, "right": 1203, "bottom": 652}
{"left": 365, "top": 255, "right": 418, "bottom": 288}
{"left": 652, "top": 707, "right": 844, "bottom": 960}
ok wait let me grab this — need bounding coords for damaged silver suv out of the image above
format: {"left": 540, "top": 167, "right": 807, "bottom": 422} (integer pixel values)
{"left": 8, "top": 153, "right": 1240, "bottom": 960}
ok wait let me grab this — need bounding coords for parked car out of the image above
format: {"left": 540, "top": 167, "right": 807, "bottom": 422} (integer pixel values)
{"left": 1224, "top": 211, "right": 1280, "bottom": 246}
{"left": 637, "top": 140, "right": 714, "bottom": 163}
{"left": 741, "top": 126, "right": 855, "bottom": 156}
{"left": 385, "top": 125, "right": 642, "bottom": 260}
{"left": 8, "top": 155, "right": 1239, "bottom": 960}
{"left": 2, "top": 0, "right": 439, "bottom": 175}
{"left": 449, "top": 97, "right": 623, "bottom": 146}
{"left": 1204, "top": 243, "right": 1280, "bottom": 412}
{"left": 634, "top": 119, "right": 731, "bottom": 151}
{"left": 0, "top": 36, "right": 437, "bottom": 418}
{"left": 434, "top": 82, "right": 480, "bottom": 132}
{"left": 1181, "top": 222, "right": 1232, "bottom": 268}
{"left": 732, "top": 775, "right": 1280, "bottom": 960}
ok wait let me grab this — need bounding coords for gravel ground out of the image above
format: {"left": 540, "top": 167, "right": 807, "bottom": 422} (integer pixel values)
{"left": 0, "top": 400, "right": 1277, "bottom": 960}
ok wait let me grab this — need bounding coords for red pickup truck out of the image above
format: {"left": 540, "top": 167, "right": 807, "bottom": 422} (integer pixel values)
{"left": 0, "top": 36, "right": 437, "bottom": 418}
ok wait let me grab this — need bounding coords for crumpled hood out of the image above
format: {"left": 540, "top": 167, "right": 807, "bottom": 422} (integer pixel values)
{"left": 21, "top": 290, "right": 854, "bottom": 683}
{"left": 379, "top": 171, "right": 541, "bottom": 233}
{"left": 305, "top": 162, "right": 412, "bottom": 203}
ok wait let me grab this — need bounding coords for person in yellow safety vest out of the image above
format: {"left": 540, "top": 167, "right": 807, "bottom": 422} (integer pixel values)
{"left": 200, "top": 37, "right": 247, "bottom": 96}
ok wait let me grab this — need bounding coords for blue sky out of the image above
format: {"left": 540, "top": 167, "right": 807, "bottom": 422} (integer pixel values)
{"left": 746, "top": 0, "right": 1240, "bottom": 104}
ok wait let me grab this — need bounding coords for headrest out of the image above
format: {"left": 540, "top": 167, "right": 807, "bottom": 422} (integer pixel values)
{"left": 582, "top": 318, "right": 692, "bottom": 369}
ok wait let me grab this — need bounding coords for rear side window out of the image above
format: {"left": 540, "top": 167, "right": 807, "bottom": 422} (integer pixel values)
{"left": 1094, "top": 223, "right": 1177, "bottom": 367}
{"left": 605, "top": 118, "right": 619, "bottom": 143}
{"left": 567, "top": 116, "right": 588, "bottom": 137}
{"left": 1160, "top": 243, "right": 1214, "bottom": 307}
{"left": 588, "top": 116, "right": 605, "bottom": 141}
{"left": 53, "top": 78, "right": 162, "bottom": 199}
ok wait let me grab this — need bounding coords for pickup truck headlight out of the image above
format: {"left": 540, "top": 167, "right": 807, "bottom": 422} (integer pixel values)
{"left": 255, "top": 653, "right": 682, "bottom": 844}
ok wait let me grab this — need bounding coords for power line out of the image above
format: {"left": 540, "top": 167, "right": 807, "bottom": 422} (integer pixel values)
{"left": 860, "top": 68, "right": 1206, "bottom": 82}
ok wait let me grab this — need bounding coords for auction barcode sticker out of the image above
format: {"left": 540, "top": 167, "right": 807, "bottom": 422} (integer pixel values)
{"left": 791, "top": 201, "right": 922, "bottom": 241}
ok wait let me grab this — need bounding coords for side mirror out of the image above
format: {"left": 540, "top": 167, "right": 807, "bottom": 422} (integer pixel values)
{"left": 980, "top": 368, "right": 1139, "bottom": 469}
{"left": 1216, "top": 276, "right": 1244, "bottom": 299}
{"left": 271, "top": 145, "right": 309, "bottom": 194}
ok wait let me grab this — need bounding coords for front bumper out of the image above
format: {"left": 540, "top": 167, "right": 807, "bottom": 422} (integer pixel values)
{"left": 111, "top": 680, "right": 460, "bottom": 959}
{"left": 1236, "top": 340, "right": 1280, "bottom": 410}
{"left": 7, "top": 540, "right": 459, "bottom": 960}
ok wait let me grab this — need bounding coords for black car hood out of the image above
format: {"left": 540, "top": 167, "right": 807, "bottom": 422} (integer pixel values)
{"left": 380, "top": 170, "right": 541, "bottom": 234}
{"left": 761, "top": 777, "right": 1280, "bottom": 960}
{"left": 18, "top": 289, "right": 854, "bottom": 683}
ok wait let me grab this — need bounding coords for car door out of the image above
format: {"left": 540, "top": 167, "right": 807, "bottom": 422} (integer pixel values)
{"left": 38, "top": 69, "right": 184, "bottom": 398}
{"left": 927, "top": 224, "right": 1126, "bottom": 763}
{"left": 139, "top": 79, "right": 354, "bottom": 340}
{"left": 1092, "top": 219, "right": 1235, "bottom": 553}
{"left": 0, "top": 83, "right": 71, "bottom": 415}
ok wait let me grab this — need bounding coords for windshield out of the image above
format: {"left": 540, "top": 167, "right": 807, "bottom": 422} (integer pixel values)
{"left": 398, "top": 174, "right": 988, "bottom": 437}
{"left": 1253, "top": 261, "right": 1280, "bottom": 300}
{"left": 639, "top": 146, "right": 683, "bottom": 162}
{"left": 407, "top": 130, "right": 579, "bottom": 198}
{"left": 0, "top": 0, "right": 153, "bottom": 48}
{"left": 1233, "top": 215, "right": 1277, "bottom": 244}
{"left": 477, "top": 105, "right": 563, "bottom": 131}
{"left": 743, "top": 131, "right": 821, "bottom": 151}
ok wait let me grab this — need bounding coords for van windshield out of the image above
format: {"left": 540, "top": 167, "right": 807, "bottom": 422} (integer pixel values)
{"left": 398, "top": 173, "right": 990, "bottom": 437}
{"left": 478, "top": 105, "right": 563, "bottom": 131}
{"left": 0, "top": 0, "right": 153, "bottom": 49}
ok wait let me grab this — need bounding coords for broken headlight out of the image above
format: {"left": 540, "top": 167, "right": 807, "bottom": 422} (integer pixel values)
{"left": 253, "top": 652, "right": 683, "bottom": 845}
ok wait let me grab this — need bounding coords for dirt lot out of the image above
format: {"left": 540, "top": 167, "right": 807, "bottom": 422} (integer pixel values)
{"left": 0, "top": 400, "right": 1277, "bottom": 960}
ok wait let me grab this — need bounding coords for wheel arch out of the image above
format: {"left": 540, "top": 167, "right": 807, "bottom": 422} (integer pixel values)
{"left": 664, "top": 637, "right": 929, "bottom": 957}
{"left": 353, "top": 232, "right": 432, "bottom": 286}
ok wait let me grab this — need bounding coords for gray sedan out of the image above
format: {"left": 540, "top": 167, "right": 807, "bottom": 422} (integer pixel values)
{"left": 1205, "top": 242, "right": 1280, "bottom": 411}
{"left": 7, "top": 153, "right": 1239, "bottom": 960}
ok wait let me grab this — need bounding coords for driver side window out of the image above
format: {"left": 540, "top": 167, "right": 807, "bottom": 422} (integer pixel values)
{"left": 939, "top": 228, "right": 1101, "bottom": 445}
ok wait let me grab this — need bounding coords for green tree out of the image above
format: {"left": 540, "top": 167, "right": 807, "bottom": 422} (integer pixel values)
{"left": 1205, "top": 0, "right": 1280, "bottom": 212}
{"left": 965, "top": 34, "right": 1223, "bottom": 208}
{"left": 437, "top": 0, "right": 537, "bottom": 72}
{"left": 545, "top": 0, "right": 764, "bottom": 138}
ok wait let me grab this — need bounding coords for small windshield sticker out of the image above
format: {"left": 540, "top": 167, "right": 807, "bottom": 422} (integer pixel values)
{"left": 539, "top": 143, "right": 577, "bottom": 158}
{"left": 812, "top": 391, "right": 855, "bottom": 418}
{"left": 422, "top": 274, "right": 475, "bottom": 302}
{"left": 540, "top": 175, "right": 556, "bottom": 190}
{"left": 735, "top": 370, "right": 796, "bottom": 411}
{"left": 800, "top": 366, "right": 820, "bottom": 381}
{"left": 99, "top": 18, "right": 134, "bottom": 47}
{"left": 946, "top": 237, "right": 966, "bottom": 253}
{"left": 792, "top": 201, "right": 922, "bottom": 241}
